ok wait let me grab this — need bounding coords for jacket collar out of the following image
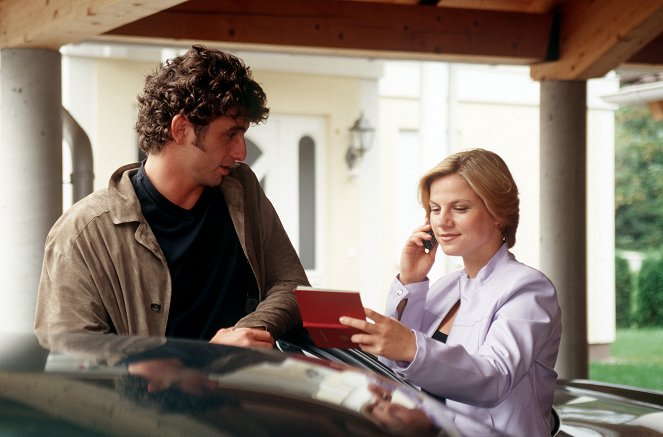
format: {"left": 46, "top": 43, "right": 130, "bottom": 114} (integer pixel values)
{"left": 108, "top": 162, "right": 246, "bottom": 226}
{"left": 108, "top": 163, "right": 143, "bottom": 224}
{"left": 220, "top": 167, "right": 246, "bottom": 248}
{"left": 463, "top": 243, "right": 511, "bottom": 287}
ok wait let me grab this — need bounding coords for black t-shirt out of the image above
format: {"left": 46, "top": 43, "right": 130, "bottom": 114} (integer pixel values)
{"left": 431, "top": 330, "right": 448, "bottom": 343}
{"left": 131, "top": 164, "right": 259, "bottom": 340}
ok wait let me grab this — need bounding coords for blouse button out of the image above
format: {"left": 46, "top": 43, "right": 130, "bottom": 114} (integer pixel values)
{"left": 150, "top": 303, "right": 161, "bottom": 312}
{"left": 396, "top": 289, "right": 404, "bottom": 296}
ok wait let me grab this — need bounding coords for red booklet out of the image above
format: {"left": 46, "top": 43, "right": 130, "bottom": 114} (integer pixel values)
{"left": 294, "top": 286, "right": 366, "bottom": 349}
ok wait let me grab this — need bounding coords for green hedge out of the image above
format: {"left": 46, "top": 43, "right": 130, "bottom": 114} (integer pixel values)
{"left": 634, "top": 255, "right": 663, "bottom": 327}
{"left": 615, "top": 255, "right": 633, "bottom": 328}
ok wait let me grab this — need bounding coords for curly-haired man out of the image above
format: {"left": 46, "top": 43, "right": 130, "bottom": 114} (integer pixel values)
{"left": 36, "top": 45, "right": 309, "bottom": 348}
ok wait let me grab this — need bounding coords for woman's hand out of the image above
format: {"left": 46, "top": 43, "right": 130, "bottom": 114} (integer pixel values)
{"left": 340, "top": 308, "right": 416, "bottom": 363}
{"left": 399, "top": 223, "right": 438, "bottom": 285}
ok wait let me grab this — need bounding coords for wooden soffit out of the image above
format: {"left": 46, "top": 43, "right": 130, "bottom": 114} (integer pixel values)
{"left": 102, "top": 0, "right": 554, "bottom": 65}
{"left": 2, "top": 0, "right": 663, "bottom": 81}
{"left": 530, "top": 0, "right": 663, "bottom": 80}
{"left": 0, "top": 0, "right": 187, "bottom": 50}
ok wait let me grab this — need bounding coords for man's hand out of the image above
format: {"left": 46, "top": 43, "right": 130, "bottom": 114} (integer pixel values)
{"left": 209, "top": 327, "right": 275, "bottom": 349}
{"left": 128, "top": 358, "right": 219, "bottom": 395}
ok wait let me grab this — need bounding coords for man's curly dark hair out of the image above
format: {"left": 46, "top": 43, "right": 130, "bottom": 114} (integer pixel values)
{"left": 135, "top": 45, "right": 269, "bottom": 154}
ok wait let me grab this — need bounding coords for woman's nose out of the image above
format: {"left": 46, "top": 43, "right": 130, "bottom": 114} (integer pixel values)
{"left": 440, "top": 210, "right": 453, "bottom": 227}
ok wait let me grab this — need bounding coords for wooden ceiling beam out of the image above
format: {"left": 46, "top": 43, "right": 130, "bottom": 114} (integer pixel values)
{"left": 0, "top": 0, "right": 186, "bottom": 49}
{"left": 352, "top": 0, "right": 420, "bottom": 4}
{"left": 436, "top": 0, "right": 561, "bottom": 13}
{"left": 625, "top": 32, "right": 663, "bottom": 67}
{"left": 103, "top": 0, "right": 553, "bottom": 64}
{"left": 648, "top": 100, "right": 663, "bottom": 120}
{"left": 530, "top": 0, "right": 663, "bottom": 80}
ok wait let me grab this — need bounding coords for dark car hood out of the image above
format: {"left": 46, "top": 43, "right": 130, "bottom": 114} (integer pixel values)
{"left": 0, "top": 332, "right": 468, "bottom": 437}
{"left": 555, "top": 379, "right": 663, "bottom": 436}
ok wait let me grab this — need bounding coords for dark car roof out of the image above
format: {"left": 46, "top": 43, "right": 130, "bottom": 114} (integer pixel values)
{"left": 0, "top": 332, "right": 464, "bottom": 437}
{"left": 554, "top": 379, "right": 663, "bottom": 436}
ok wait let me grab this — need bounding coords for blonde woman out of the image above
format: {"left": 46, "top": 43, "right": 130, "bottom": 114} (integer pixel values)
{"left": 341, "top": 148, "right": 562, "bottom": 436}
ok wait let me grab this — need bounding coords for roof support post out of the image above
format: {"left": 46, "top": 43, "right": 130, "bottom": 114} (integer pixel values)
{"left": 0, "top": 48, "right": 62, "bottom": 332}
{"left": 540, "top": 79, "right": 588, "bottom": 379}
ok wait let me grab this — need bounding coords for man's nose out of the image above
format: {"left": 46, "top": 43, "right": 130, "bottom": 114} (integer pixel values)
{"left": 233, "top": 136, "right": 248, "bottom": 161}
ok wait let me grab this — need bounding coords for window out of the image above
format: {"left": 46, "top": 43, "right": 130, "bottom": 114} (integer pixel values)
{"left": 298, "top": 136, "right": 316, "bottom": 269}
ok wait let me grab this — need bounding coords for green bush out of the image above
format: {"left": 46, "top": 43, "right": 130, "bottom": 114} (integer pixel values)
{"left": 615, "top": 106, "right": 663, "bottom": 251}
{"left": 615, "top": 255, "right": 633, "bottom": 327}
{"left": 634, "top": 255, "right": 663, "bottom": 327}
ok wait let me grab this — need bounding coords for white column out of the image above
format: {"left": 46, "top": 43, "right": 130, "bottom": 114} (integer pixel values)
{"left": 540, "top": 80, "right": 588, "bottom": 379}
{"left": 0, "top": 48, "right": 62, "bottom": 332}
{"left": 421, "top": 62, "right": 457, "bottom": 279}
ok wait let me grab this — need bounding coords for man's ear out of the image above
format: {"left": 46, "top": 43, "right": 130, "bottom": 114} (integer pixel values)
{"left": 171, "top": 114, "right": 189, "bottom": 145}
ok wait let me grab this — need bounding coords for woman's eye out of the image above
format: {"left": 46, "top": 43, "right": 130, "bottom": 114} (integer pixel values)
{"left": 430, "top": 207, "right": 440, "bottom": 214}
{"left": 454, "top": 206, "right": 468, "bottom": 212}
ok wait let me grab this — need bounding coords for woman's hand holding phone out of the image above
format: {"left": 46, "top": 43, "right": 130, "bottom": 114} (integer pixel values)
{"left": 399, "top": 224, "right": 437, "bottom": 284}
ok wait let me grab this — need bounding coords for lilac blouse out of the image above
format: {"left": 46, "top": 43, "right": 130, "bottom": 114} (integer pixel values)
{"left": 382, "top": 244, "right": 562, "bottom": 437}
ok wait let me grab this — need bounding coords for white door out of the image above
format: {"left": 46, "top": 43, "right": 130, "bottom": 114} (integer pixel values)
{"left": 246, "top": 114, "right": 326, "bottom": 285}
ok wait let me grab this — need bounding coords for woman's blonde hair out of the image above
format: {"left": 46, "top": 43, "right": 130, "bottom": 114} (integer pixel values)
{"left": 418, "top": 148, "right": 520, "bottom": 248}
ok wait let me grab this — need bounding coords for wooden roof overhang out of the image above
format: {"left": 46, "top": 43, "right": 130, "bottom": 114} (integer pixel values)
{"left": 2, "top": 0, "right": 663, "bottom": 82}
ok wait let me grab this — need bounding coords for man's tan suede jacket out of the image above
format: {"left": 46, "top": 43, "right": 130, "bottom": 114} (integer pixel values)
{"left": 35, "top": 162, "right": 309, "bottom": 339}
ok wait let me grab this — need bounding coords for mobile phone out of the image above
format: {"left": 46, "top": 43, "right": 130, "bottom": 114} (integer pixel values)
{"left": 423, "top": 230, "right": 437, "bottom": 252}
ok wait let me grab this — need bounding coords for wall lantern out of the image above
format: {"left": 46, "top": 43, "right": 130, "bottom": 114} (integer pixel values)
{"left": 345, "top": 113, "right": 375, "bottom": 170}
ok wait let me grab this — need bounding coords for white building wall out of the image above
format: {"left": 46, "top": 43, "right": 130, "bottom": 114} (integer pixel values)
{"left": 453, "top": 65, "right": 541, "bottom": 268}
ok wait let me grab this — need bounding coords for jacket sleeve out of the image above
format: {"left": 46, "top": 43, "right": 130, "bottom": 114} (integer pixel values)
{"left": 393, "top": 272, "right": 561, "bottom": 408}
{"left": 384, "top": 276, "right": 430, "bottom": 330}
{"left": 231, "top": 164, "right": 310, "bottom": 338}
{"left": 35, "top": 240, "right": 113, "bottom": 337}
